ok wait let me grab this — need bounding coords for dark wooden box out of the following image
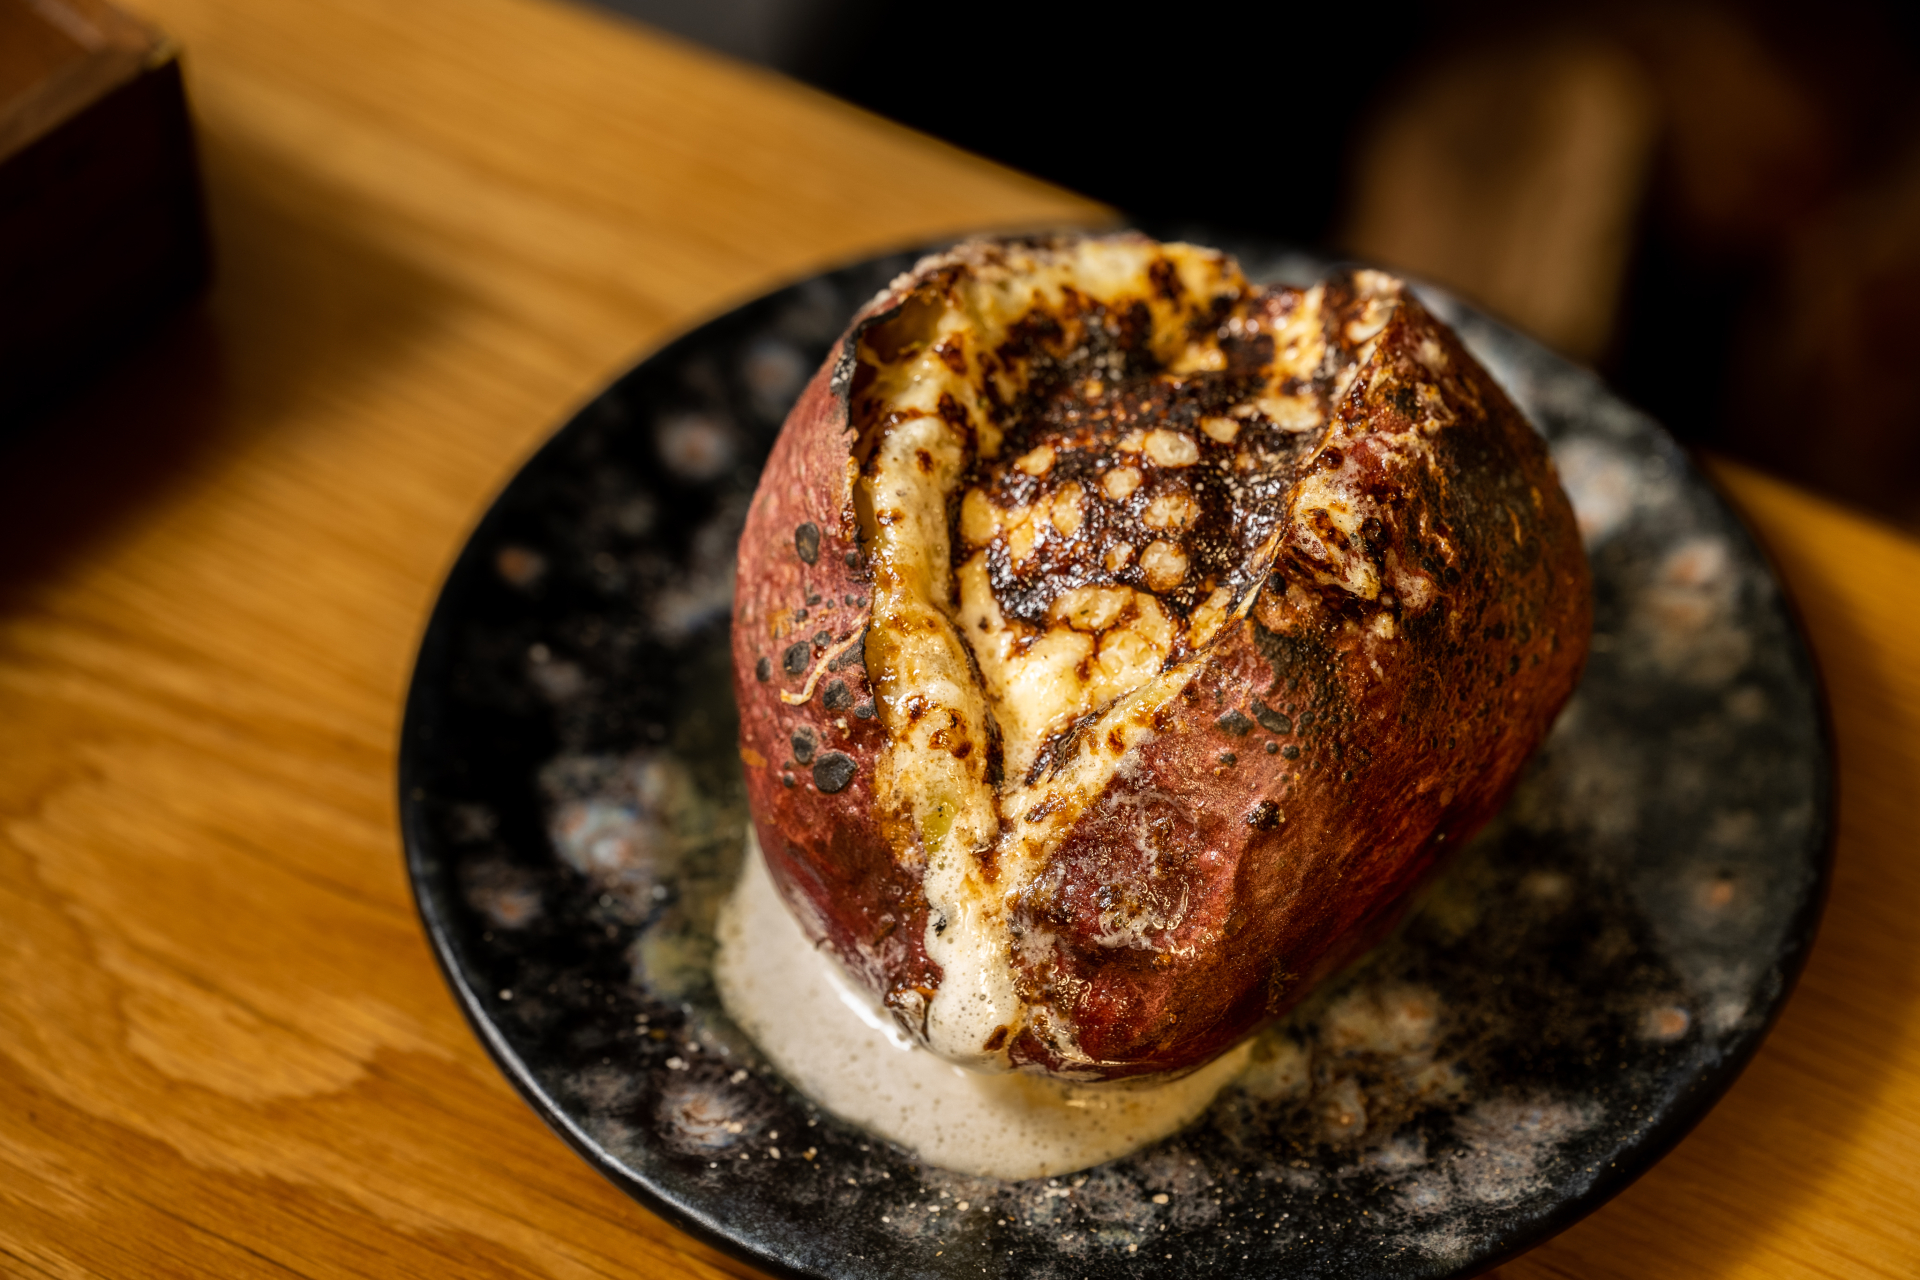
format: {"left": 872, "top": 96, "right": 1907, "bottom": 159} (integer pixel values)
{"left": 1, "top": 0, "right": 209, "bottom": 428}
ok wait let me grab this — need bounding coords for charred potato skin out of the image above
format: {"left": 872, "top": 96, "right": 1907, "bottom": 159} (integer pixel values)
{"left": 731, "top": 292, "right": 941, "bottom": 1016}
{"left": 1005, "top": 297, "right": 1590, "bottom": 1075}
{"left": 733, "top": 251, "right": 1590, "bottom": 1078}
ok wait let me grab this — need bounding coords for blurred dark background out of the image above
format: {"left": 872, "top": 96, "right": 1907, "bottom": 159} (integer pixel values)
{"left": 595, "top": 0, "right": 1920, "bottom": 532}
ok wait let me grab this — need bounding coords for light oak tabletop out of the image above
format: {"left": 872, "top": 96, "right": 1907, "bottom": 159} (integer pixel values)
{"left": 2, "top": 0, "right": 1916, "bottom": 1275}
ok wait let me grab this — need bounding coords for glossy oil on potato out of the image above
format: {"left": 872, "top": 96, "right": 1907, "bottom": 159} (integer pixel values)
{"left": 730, "top": 234, "right": 1590, "bottom": 1080}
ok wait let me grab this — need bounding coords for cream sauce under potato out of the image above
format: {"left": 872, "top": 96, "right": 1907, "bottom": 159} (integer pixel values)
{"left": 716, "top": 833, "right": 1251, "bottom": 1180}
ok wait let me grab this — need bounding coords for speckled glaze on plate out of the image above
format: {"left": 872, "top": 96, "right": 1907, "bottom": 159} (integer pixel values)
{"left": 399, "top": 236, "right": 1832, "bottom": 1280}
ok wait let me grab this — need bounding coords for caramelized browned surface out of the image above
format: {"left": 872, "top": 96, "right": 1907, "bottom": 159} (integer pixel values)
{"left": 1000, "top": 288, "right": 1590, "bottom": 1073}
{"left": 966, "top": 365, "right": 1293, "bottom": 632}
{"left": 956, "top": 275, "right": 1445, "bottom": 646}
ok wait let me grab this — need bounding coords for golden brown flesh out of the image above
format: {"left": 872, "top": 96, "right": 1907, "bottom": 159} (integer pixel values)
{"left": 730, "top": 235, "right": 1590, "bottom": 1079}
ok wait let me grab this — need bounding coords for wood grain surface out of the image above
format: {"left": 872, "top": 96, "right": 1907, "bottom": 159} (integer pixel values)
{"left": 0, "top": 0, "right": 1914, "bottom": 1275}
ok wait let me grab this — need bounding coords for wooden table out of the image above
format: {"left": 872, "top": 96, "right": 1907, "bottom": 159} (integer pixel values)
{"left": 2, "top": 0, "right": 1915, "bottom": 1275}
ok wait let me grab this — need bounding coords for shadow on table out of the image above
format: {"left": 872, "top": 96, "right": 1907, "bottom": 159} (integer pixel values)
{"left": 1510, "top": 481, "right": 1920, "bottom": 1277}
{"left": 0, "top": 127, "right": 459, "bottom": 609}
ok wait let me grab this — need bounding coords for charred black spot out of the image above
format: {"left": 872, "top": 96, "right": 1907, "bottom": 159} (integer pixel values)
{"left": 781, "top": 772, "right": 795, "bottom": 788}
{"left": 1216, "top": 709, "right": 1254, "bottom": 736}
{"left": 813, "top": 629, "right": 832, "bottom": 646}
{"left": 795, "top": 522, "right": 821, "bottom": 564}
{"left": 1253, "top": 702, "right": 1292, "bottom": 734}
{"left": 1247, "top": 800, "right": 1282, "bottom": 830}
{"left": 1027, "top": 709, "right": 1100, "bottom": 786}
{"left": 855, "top": 701, "right": 876, "bottom": 719}
{"left": 1265, "top": 741, "right": 1280, "bottom": 754}
{"left": 755, "top": 656, "right": 772, "bottom": 682}
{"left": 790, "top": 727, "right": 818, "bottom": 765}
{"left": 1219, "top": 751, "right": 1238, "bottom": 765}
{"left": 934, "top": 338, "right": 968, "bottom": 376}
{"left": 783, "top": 642, "right": 810, "bottom": 675}
{"left": 1147, "top": 259, "right": 1183, "bottom": 303}
{"left": 823, "top": 679, "right": 853, "bottom": 711}
{"left": 829, "top": 634, "right": 867, "bottom": 671}
{"left": 813, "top": 752, "right": 857, "bottom": 794}
{"left": 1282, "top": 744, "right": 1301, "bottom": 760}
{"left": 844, "top": 550, "right": 860, "bottom": 567}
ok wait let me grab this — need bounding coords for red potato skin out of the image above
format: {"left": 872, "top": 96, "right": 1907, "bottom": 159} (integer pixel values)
{"left": 732, "top": 260, "right": 1590, "bottom": 1078}
{"left": 731, "top": 294, "right": 942, "bottom": 1015}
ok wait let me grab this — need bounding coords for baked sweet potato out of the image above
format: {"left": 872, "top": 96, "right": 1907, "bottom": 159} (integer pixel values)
{"left": 731, "top": 234, "right": 1589, "bottom": 1079}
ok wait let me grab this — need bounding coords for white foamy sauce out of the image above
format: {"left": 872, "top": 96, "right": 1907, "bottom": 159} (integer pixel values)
{"left": 714, "top": 835, "right": 1250, "bottom": 1181}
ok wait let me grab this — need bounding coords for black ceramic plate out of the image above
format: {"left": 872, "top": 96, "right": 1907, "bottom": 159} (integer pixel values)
{"left": 400, "top": 238, "right": 1832, "bottom": 1280}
